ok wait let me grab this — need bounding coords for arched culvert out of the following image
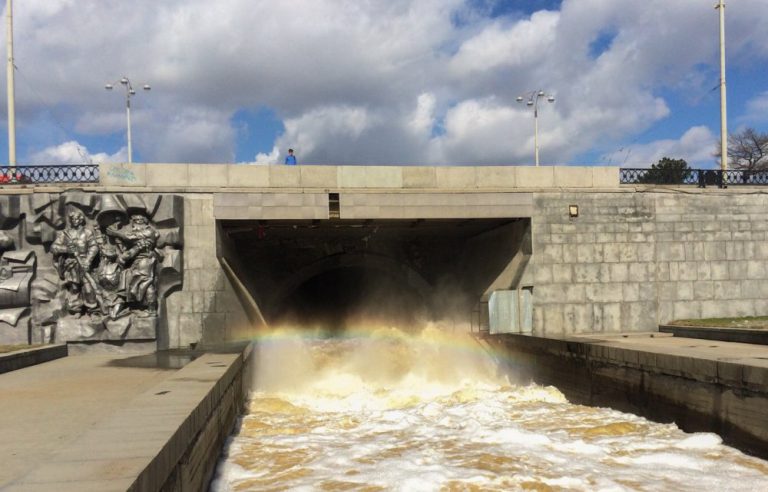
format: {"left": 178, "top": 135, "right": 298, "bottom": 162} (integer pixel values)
{"left": 218, "top": 218, "right": 529, "bottom": 332}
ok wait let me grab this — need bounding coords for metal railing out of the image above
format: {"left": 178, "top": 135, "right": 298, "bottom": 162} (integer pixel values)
{"left": 620, "top": 168, "right": 768, "bottom": 188}
{"left": 0, "top": 165, "right": 100, "bottom": 184}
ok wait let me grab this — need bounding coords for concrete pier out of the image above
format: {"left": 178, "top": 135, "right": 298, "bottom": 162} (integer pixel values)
{"left": 0, "top": 347, "right": 250, "bottom": 491}
{"left": 484, "top": 331, "right": 768, "bottom": 459}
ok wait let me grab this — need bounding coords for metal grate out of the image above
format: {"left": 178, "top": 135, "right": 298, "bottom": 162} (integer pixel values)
{"left": 0, "top": 165, "right": 100, "bottom": 184}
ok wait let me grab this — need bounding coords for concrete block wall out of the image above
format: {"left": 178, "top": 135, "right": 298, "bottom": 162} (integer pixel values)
{"left": 653, "top": 193, "right": 768, "bottom": 322}
{"left": 531, "top": 191, "right": 768, "bottom": 335}
{"left": 163, "top": 195, "right": 248, "bottom": 349}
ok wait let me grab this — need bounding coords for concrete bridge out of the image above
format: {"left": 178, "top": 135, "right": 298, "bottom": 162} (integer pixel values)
{"left": 1, "top": 162, "right": 766, "bottom": 349}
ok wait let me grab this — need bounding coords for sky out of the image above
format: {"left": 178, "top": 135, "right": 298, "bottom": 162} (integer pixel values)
{"left": 0, "top": 0, "right": 766, "bottom": 168}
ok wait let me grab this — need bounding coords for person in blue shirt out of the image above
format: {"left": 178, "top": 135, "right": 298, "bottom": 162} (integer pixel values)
{"left": 285, "top": 149, "right": 297, "bottom": 165}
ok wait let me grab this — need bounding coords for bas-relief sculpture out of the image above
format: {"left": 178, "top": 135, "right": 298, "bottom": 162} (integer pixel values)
{"left": 0, "top": 193, "right": 183, "bottom": 346}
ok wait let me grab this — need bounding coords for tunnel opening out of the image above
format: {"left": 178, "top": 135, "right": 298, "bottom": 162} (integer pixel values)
{"left": 218, "top": 218, "right": 531, "bottom": 333}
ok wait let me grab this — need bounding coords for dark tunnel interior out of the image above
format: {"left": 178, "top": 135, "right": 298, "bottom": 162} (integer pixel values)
{"left": 218, "top": 218, "right": 530, "bottom": 332}
{"left": 275, "top": 266, "right": 429, "bottom": 330}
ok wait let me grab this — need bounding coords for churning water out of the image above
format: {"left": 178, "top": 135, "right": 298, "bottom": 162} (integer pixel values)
{"left": 211, "top": 326, "right": 768, "bottom": 491}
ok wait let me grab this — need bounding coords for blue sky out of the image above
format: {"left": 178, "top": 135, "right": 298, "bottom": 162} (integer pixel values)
{"left": 0, "top": 0, "right": 766, "bottom": 168}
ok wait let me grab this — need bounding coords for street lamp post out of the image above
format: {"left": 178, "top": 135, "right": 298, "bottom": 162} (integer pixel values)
{"left": 6, "top": 0, "right": 16, "bottom": 171}
{"left": 516, "top": 90, "right": 555, "bottom": 166}
{"left": 105, "top": 77, "right": 150, "bottom": 164}
{"left": 715, "top": 0, "right": 728, "bottom": 174}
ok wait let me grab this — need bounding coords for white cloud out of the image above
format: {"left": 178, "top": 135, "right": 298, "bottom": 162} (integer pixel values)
{"left": 603, "top": 126, "right": 717, "bottom": 168}
{"left": 250, "top": 146, "right": 280, "bottom": 165}
{"left": 29, "top": 140, "right": 125, "bottom": 165}
{"left": 407, "top": 93, "right": 437, "bottom": 137}
{"left": 449, "top": 11, "right": 559, "bottom": 75}
{"left": 432, "top": 98, "right": 524, "bottom": 163}
{"left": 2, "top": 0, "right": 767, "bottom": 165}
{"left": 273, "top": 105, "right": 374, "bottom": 164}
{"left": 740, "top": 91, "right": 768, "bottom": 125}
{"left": 138, "top": 107, "right": 236, "bottom": 163}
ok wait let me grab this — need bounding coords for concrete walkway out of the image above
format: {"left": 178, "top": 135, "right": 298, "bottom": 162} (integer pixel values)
{"left": 571, "top": 331, "right": 768, "bottom": 379}
{"left": 0, "top": 354, "right": 178, "bottom": 490}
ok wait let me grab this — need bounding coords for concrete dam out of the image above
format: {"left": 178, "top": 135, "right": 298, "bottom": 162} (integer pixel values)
{"left": 1, "top": 163, "right": 768, "bottom": 490}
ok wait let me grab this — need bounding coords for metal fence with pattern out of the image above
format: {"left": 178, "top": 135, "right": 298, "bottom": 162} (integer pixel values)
{"left": 620, "top": 168, "right": 768, "bottom": 188}
{"left": 0, "top": 165, "right": 100, "bottom": 184}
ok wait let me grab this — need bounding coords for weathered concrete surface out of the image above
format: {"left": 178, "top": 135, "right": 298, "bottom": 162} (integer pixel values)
{"left": 0, "top": 344, "right": 67, "bottom": 374}
{"left": 485, "top": 332, "right": 768, "bottom": 458}
{"left": 0, "top": 348, "right": 249, "bottom": 491}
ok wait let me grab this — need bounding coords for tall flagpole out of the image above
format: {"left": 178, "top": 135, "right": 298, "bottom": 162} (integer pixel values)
{"left": 6, "top": 0, "right": 16, "bottom": 171}
{"left": 716, "top": 0, "right": 728, "bottom": 174}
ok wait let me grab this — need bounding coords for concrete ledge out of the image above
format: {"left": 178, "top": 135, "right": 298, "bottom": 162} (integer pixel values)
{"left": 93, "top": 164, "right": 622, "bottom": 191}
{"left": 660, "top": 324, "right": 768, "bottom": 345}
{"left": 13, "top": 347, "right": 251, "bottom": 491}
{"left": 0, "top": 345, "right": 68, "bottom": 374}
{"left": 484, "top": 332, "right": 768, "bottom": 459}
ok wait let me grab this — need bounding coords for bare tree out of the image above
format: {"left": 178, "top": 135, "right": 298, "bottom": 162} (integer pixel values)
{"left": 715, "top": 128, "right": 768, "bottom": 170}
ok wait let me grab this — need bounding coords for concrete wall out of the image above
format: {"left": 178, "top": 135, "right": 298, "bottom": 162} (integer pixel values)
{"left": 9, "top": 165, "right": 768, "bottom": 345}
{"left": 531, "top": 191, "right": 768, "bottom": 335}
{"left": 163, "top": 195, "right": 250, "bottom": 350}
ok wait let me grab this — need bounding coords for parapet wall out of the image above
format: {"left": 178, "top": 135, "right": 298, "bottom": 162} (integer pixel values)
{"left": 98, "top": 163, "right": 619, "bottom": 190}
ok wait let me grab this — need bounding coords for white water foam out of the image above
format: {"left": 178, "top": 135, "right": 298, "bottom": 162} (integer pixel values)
{"left": 211, "top": 328, "right": 768, "bottom": 491}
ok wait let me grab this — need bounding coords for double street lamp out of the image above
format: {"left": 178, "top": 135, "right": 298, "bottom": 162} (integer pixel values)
{"left": 105, "top": 77, "right": 150, "bottom": 164}
{"left": 516, "top": 90, "right": 555, "bottom": 166}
